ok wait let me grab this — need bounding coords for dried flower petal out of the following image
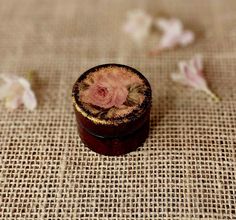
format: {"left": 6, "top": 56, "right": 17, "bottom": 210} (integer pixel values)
{"left": 5, "top": 96, "right": 21, "bottom": 109}
{"left": 0, "top": 83, "right": 10, "bottom": 100}
{"left": 171, "top": 55, "right": 219, "bottom": 101}
{"left": 22, "top": 89, "right": 37, "bottom": 111}
{"left": 150, "top": 18, "right": 194, "bottom": 55}
{"left": 0, "top": 73, "right": 37, "bottom": 110}
{"left": 123, "top": 9, "right": 152, "bottom": 44}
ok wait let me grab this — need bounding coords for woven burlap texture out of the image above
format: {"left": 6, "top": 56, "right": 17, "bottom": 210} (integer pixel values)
{"left": 0, "top": 0, "right": 236, "bottom": 219}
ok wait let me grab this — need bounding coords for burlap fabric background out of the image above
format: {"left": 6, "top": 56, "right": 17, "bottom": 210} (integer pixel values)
{"left": 0, "top": 0, "right": 236, "bottom": 219}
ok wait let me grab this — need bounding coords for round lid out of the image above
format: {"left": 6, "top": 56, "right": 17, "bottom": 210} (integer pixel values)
{"left": 72, "top": 64, "right": 151, "bottom": 126}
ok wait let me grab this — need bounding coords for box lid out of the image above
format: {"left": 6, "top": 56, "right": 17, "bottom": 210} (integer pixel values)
{"left": 72, "top": 64, "right": 152, "bottom": 137}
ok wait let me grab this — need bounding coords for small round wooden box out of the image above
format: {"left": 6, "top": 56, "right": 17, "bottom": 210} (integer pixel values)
{"left": 72, "top": 64, "right": 152, "bottom": 156}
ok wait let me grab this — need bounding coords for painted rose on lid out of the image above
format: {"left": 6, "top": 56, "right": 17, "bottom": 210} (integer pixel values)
{"left": 80, "top": 71, "right": 129, "bottom": 109}
{"left": 78, "top": 66, "right": 147, "bottom": 119}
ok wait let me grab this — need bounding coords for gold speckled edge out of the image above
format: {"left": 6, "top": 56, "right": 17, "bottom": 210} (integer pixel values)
{"left": 72, "top": 96, "right": 130, "bottom": 125}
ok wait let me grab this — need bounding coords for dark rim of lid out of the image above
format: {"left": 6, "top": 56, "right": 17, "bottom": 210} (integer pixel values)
{"left": 72, "top": 63, "right": 152, "bottom": 125}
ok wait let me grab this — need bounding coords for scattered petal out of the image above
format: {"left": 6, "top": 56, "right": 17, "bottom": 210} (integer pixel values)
{"left": 171, "top": 55, "right": 219, "bottom": 102}
{"left": 150, "top": 18, "right": 194, "bottom": 55}
{"left": 123, "top": 9, "right": 152, "bottom": 44}
{"left": 18, "top": 77, "right": 31, "bottom": 89}
{"left": 22, "top": 89, "right": 37, "bottom": 111}
{"left": 5, "top": 95, "right": 21, "bottom": 110}
{"left": 179, "top": 31, "right": 194, "bottom": 46}
{"left": 0, "top": 73, "right": 37, "bottom": 110}
{"left": 0, "top": 83, "right": 11, "bottom": 100}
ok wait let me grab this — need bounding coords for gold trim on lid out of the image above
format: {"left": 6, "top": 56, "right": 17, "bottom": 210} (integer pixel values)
{"left": 72, "top": 96, "right": 130, "bottom": 125}
{"left": 72, "top": 95, "right": 150, "bottom": 125}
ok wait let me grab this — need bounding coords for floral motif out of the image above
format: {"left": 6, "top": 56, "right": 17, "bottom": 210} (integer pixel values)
{"left": 150, "top": 18, "right": 194, "bottom": 55}
{"left": 80, "top": 78, "right": 128, "bottom": 109}
{"left": 0, "top": 73, "right": 37, "bottom": 110}
{"left": 79, "top": 68, "right": 146, "bottom": 118}
{"left": 171, "top": 54, "right": 219, "bottom": 101}
{"left": 123, "top": 9, "right": 152, "bottom": 44}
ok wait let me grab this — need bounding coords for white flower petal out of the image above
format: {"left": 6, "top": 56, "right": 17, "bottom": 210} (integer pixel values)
{"left": 22, "top": 89, "right": 37, "bottom": 110}
{"left": 123, "top": 9, "right": 152, "bottom": 44}
{"left": 159, "top": 34, "right": 178, "bottom": 49}
{"left": 0, "top": 84, "right": 11, "bottom": 100}
{"left": 5, "top": 95, "right": 22, "bottom": 110}
{"left": 156, "top": 18, "right": 182, "bottom": 34}
{"left": 0, "top": 74, "right": 16, "bottom": 83}
{"left": 179, "top": 31, "right": 195, "bottom": 46}
{"left": 0, "top": 73, "right": 37, "bottom": 110}
{"left": 18, "top": 77, "right": 31, "bottom": 89}
{"left": 171, "top": 72, "right": 189, "bottom": 86}
{"left": 191, "top": 54, "right": 203, "bottom": 71}
{"left": 180, "top": 60, "right": 206, "bottom": 89}
{"left": 168, "top": 18, "right": 183, "bottom": 35}
{"left": 172, "top": 55, "right": 219, "bottom": 101}
{"left": 178, "top": 61, "right": 189, "bottom": 75}
{"left": 155, "top": 18, "right": 170, "bottom": 31}
{"left": 152, "top": 18, "right": 194, "bottom": 54}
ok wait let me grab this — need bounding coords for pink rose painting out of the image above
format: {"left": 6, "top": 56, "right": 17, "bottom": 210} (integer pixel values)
{"left": 79, "top": 67, "right": 146, "bottom": 118}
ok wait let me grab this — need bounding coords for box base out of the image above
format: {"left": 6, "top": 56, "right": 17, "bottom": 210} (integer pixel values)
{"left": 77, "top": 119, "right": 149, "bottom": 156}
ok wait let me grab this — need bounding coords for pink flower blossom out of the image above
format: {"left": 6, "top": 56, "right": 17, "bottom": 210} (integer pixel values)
{"left": 171, "top": 55, "right": 219, "bottom": 101}
{"left": 0, "top": 74, "right": 37, "bottom": 110}
{"left": 80, "top": 72, "right": 130, "bottom": 109}
{"left": 150, "top": 18, "right": 194, "bottom": 55}
{"left": 123, "top": 9, "right": 152, "bottom": 44}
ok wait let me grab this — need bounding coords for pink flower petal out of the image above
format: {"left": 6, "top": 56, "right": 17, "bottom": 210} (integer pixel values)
{"left": 22, "top": 89, "right": 37, "bottom": 110}
{"left": 151, "top": 18, "right": 194, "bottom": 55}
{"left": 179, "top": 31, "right": 195, "bottom": 46}
{"left": 156, "top": 18, "right": 182, "bottom": 34}
{"left": 123, "top": 9, "right": 152, "bottom": 44}
{"left": 18, "top": 77, "right": 31, "bottom": 89}
{"left": 156, "top": 18, "right": 171, "bottom": 32}
{"left": 171, "top": 55, "right": 219, "bottom": 101}
{"left": 171, "top": 72, "right": 189, "bottom": 86}
{"left": 0, "top": 84, "right": 11, "bottom": 100}
{"left": 0, "top": 74, "right": 18, "bottom": 83}
{"left": 0, "top": 73, "right": 37, "bottom": 110}
{"left": 5, "top": 95, "right": 22, "bottom": 110}
{"left": 190, "top": 54, "right": 203, "bottom": 71}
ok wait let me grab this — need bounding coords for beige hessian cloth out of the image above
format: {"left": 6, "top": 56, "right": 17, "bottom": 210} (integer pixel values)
{"left": 0, "top": 0, "right": 236, "bottom": 219}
